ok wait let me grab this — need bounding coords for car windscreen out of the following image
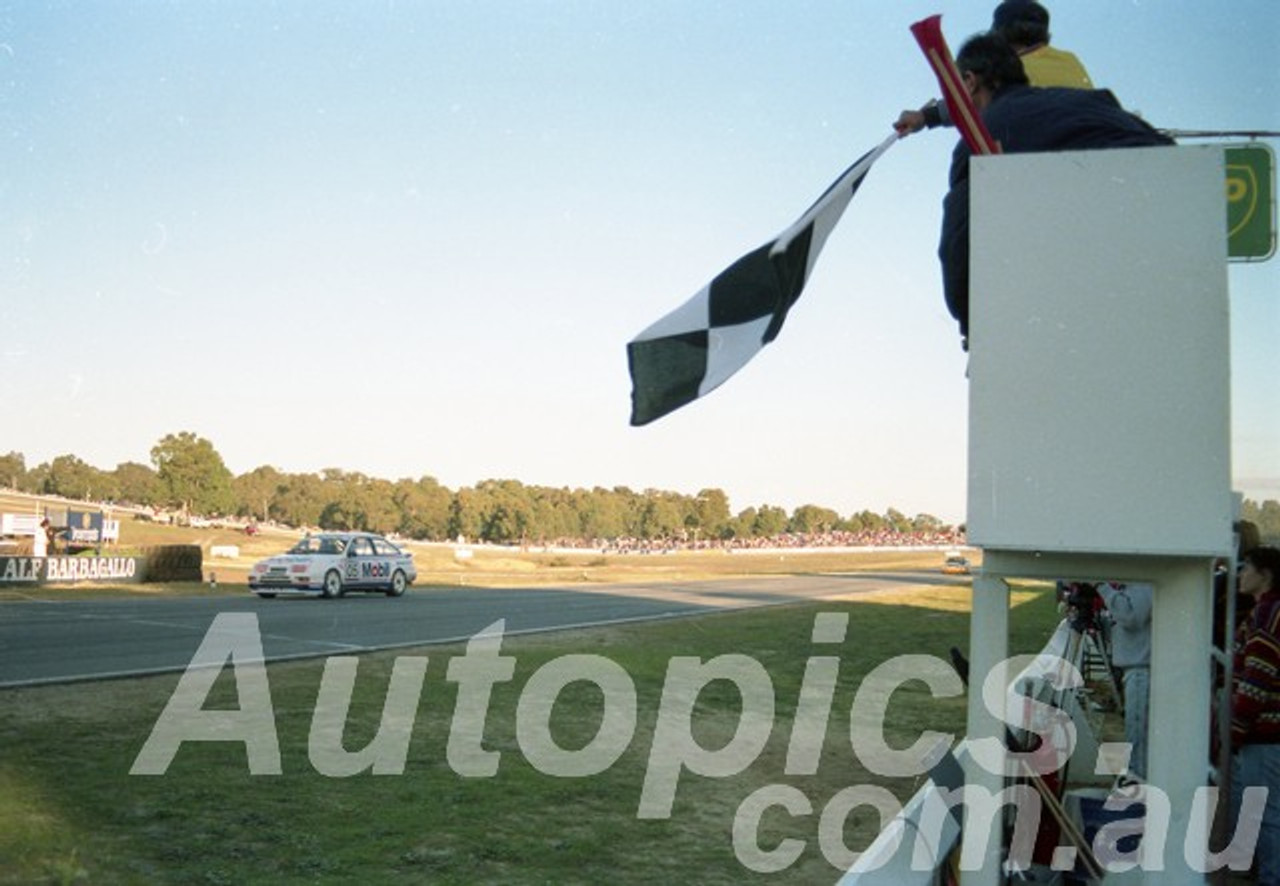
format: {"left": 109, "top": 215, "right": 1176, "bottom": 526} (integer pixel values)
{"left": 289, "top": 537, "right": 346, "bottom": 555}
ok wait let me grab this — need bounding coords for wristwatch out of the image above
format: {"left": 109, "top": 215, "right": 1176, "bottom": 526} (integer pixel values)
{"left": 922, "top": 98, "right": 944, "bottom": 129}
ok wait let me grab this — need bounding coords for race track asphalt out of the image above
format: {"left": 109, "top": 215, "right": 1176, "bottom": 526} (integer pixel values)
{"left": 0, "top": 572, "right": 959, "bottom": 688}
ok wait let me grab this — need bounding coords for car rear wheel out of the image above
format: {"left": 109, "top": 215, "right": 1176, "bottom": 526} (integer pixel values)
{"left": 322, "top": 570, "right": 345, "bottom": 599}
{"left": 256, "top": 592, "right": 277, "bottom": 599}
{"left": 387, "top": 570, "right": 407, "bottom": 597}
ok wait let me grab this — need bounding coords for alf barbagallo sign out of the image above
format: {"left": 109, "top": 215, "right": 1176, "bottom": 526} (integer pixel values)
{"left": 0, "top": 544, "right": 203, "bottom": 585}
{"left": 1, "top": 555, "right": 142, "bottom": 585}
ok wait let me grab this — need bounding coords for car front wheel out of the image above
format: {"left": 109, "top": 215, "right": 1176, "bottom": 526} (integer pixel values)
{"left": 387, "top": 570, "right": 407, "bottom": 597}
{"left": 322, "top": 570, "right": 345, "bottom": 599}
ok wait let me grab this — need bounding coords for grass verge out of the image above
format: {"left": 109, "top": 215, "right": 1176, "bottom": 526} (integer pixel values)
{"left": 0, "top": 584, "right": 1058, "bottom": 885}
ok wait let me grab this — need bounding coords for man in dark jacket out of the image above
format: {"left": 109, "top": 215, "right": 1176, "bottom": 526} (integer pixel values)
{"left": 938, "top": 33, "right": 1174, "bottom": 348}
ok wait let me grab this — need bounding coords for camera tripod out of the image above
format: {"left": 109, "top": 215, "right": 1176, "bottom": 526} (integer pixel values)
{"left": 1062, "top": 616, "right": 1124, "bottom": 727}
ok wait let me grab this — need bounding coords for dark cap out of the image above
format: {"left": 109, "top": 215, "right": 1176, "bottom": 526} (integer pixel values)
{"left": 991, "top": 1, "right": 1050, "bottom": 31}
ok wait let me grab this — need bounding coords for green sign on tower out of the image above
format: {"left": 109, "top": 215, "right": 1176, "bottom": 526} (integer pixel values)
{"left": 1226, "top": 143, "right": 1276, "bottom": 261}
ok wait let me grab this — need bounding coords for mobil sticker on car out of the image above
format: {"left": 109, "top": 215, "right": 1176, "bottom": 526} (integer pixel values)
{"left": 361, "top": 561, "right": 391, "bottom": 580}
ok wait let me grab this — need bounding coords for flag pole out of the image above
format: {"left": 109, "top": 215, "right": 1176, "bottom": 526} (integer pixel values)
{"left": 770, "top": 133, "right": 898, "bottom": 252}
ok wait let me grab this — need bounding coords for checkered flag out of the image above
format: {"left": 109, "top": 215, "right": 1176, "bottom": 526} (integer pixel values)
{"left": 627, "top": 134, "right": 896, "bottom": 426}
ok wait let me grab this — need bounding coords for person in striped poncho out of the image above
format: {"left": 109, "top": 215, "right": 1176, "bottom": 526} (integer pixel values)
{"left": 1232, "top": 545, "right": 1280, "bottom": 884}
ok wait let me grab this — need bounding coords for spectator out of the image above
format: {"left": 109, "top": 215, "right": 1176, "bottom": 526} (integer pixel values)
{"left": 936, "top": 32, "right": 1173, "bottom": 347}
{"left": 1096, "top": 582, "right": 1153, "bottom": 781}
{"left": 1215, "top": 520, "right": 1263, "bottom": 652}
{"left": 990, "top": 0, "right": 1091, "bottom": 89}
{"left": 894, "top": 1, "right": 1092, "bottom": 136}
{"left": 1230, "top": 545, "right": 1280, "bottom": 883}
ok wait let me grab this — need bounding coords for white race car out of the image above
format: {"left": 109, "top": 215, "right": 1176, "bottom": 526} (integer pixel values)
{"left": 248, "top": 532, "right": 417, "bottom": 599}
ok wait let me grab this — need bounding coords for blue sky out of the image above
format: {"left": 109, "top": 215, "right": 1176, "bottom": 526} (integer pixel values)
{"left": 2, "top": 1, "right": 1277, "bottom": 525}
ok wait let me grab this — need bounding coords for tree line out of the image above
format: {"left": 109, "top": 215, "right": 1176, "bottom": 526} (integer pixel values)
{"left": 6, "top": 434, "right": 1277, "bottom": 546}
{"left": 0, "top": 433, "right": 961, "bottom": 545}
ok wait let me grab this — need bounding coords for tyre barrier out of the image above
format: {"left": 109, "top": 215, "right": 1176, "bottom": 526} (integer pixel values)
{"left": 138, "top": 545, "right": 203, "bottom": 583}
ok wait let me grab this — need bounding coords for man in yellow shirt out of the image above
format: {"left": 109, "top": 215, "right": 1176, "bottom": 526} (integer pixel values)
{"left": 1003, "top": 0, "right": 1092, "bottom": 89}
{"left": 895, "top": 1, "right": 1092, "bottom": 135}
